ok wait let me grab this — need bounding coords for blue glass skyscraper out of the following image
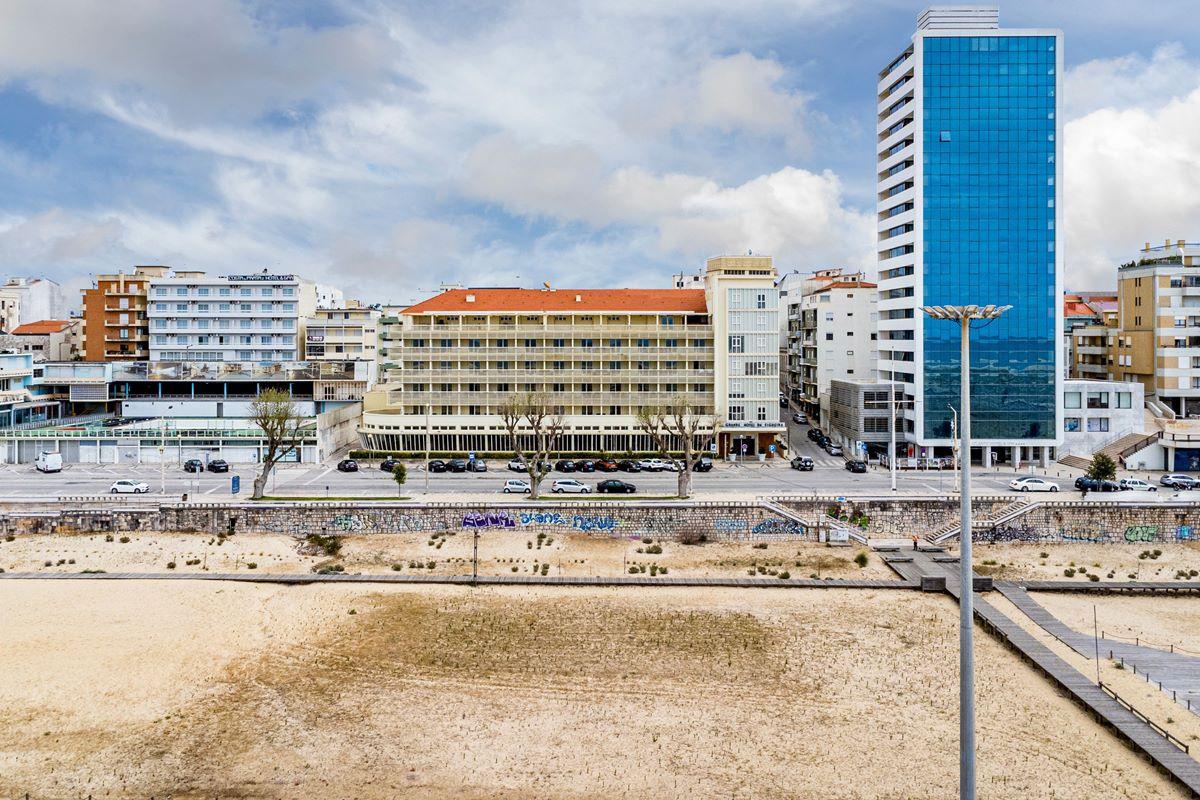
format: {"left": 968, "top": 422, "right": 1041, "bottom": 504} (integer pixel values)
{"left": 875, "top": 6, "right": 1062, "bottom": 466}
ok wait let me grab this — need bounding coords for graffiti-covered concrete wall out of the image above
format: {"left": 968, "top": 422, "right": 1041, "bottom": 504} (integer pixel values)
{"left": 975, "top": 504, "right": 1199, "bottom": 544}
{"left": 0, "top": 501, "right": 814, "bottom": 542}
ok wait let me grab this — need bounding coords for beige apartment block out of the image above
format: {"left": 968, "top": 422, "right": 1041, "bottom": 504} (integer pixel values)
{"left": 361, "top": 256, "right": 784, "bottom": 457}
{"left": 303, "top": 303, "right": 380, "bottom": 361}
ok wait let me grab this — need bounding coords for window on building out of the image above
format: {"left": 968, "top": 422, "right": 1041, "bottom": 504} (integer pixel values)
{"left": 1086, "top": 417, "right": 1110, "bottom": 432}
{"left": 1086, "top": 392, "right": 1109, "bottom": 409}
{"left": 1064, "top": 417, "right": 1081, "bottom": 432}
{"left": 1117, "top": 392, "right": 1132, "bottom": 409}
{"left": 729, "top": 335, "right": 744, "bottom": 353}
{"left": 608, "top": 383, "right": 621, "bottom": 392}
{"left": 729, "top": 405, "right": 745, "bottom": 421}
{"left": 1064, "top": 391, "right": 1081, "bottom": 409}
{"left": 825, "top": 333, "right": 833, "bottom": 341}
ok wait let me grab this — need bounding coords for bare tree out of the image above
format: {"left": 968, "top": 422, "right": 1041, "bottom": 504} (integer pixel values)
{"left": 636, "top": 396, "right": 719, "bottom": 498}
{"left": 499, "top": 392, "right": 565, "bottom": 500}
{"left": 249, "top": 388, "right": 306, "bottom": 499}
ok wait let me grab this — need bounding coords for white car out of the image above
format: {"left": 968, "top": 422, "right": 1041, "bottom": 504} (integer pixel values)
{"left": 1008, "top": 477, "right": 1058, "bottom": 493}
{"left": 662, "top": 459, "right": 681, "bottom": 472}
{"left": 551, "top": 478, "right": 591, "bottom": 493}
{"left": 1118, "top": 478, "right": 1157, "bottom": 492}
{"left": 502, "top": 479, "right": 530, "bottom": 493}
{"left": 792, "top": 412, "right": 807, "bottom": 424}
{"left": 507, "top": 459, "right": 526, "bottom": 472}
{"left": 110, "top": 479, "right": 150, "bottom": 494}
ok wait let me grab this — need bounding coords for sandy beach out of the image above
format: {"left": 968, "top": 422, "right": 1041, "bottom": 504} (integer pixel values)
{"left": 0, "top": 581, "right": 1188, "bottom": 799}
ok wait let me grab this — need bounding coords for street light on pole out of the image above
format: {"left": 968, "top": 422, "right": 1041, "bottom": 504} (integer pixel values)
{"left": 920, "top": 302, "right": 1010, "bottom": 800}
{"left": 949, "top": 404, "right": 960, "bottom": 494}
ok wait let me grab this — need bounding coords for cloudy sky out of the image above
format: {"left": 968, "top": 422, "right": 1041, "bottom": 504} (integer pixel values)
{"left": 1, "top": 0, "right": 1198, "bottom": 308}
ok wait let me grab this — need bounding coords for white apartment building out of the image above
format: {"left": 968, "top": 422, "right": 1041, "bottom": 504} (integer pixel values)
{"left": 316, "top": 284, "right": 345, "bottom": 309}
{"left": 147, "top": 271, "right": 317, "bottom": 362}
{"left": 875, "top": 6, "right": 1063, "bottom": 466}
{"left": 0, "top": 277, "right": 67, "bottom": 331}
{"left": 785, "top": 272, "right": 878, "bottom": 427}
{"left": 361, "top": 255, "right": 785, "bottom": 458}
{"left": 304, "top": 304, "right": 381, "bottom": 361}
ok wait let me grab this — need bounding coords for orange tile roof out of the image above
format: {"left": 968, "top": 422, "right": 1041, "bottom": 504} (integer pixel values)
{"left": 11, "top": 319, "right": 70, "bottom": 335}
{"left": 404, "top": 288, "right": 708, "bottom": 314}
{"left": 810, "top": 280, "right": 876, "bottom": 293}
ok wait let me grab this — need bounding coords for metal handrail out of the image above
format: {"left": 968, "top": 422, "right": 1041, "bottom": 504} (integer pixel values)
{"left": 1099, "top": 683, "right": 1190, "bottom": 753}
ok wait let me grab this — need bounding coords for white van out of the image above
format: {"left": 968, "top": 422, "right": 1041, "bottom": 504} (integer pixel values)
{"left": 35, "top": 451, "right": 63, "bottom": 473}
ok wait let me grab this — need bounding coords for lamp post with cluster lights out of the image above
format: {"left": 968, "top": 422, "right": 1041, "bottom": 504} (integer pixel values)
{"left": 920, "top": 303, "right": 1011, "bottom": 800}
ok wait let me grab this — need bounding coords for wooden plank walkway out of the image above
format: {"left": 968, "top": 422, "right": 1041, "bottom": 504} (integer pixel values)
{"left": 996, "top": 583, "right": 1200, "bottom": 717}
{"left": 893, "top": 551, "right": 1200, "bottom": 794}
{"left": 1017, "top": 580, "right": 1200, "bottom": 594}
{"left": 0, "top": 572, "right": 916, "bottom": 590}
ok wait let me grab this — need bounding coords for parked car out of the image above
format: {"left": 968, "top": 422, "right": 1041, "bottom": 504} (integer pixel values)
{"left": 555, "top": 459, "right": 577, "bottom": 473}
{"left": 662, "top": 459, "right": 682, "bottom": 472}
{"left": 1075, "top": 476, "right": 1120, "bottom": 492}
{"left": 551, "top": 478, "right": 590, "bottom": 494}
{"left": 792, "top": 412, "right": 807, "bottom": 424}
{"left": 596, "top": 458, "right": 620, "bottom": 472}
{"left": 692, "top": 457, "right": 714, "bottom": 472}
{"left": 790, "top": 456, "right": 814, "bottom": 471}
{"left": 380, "top": 457, "right": 401, "bottom": 472}
{"left": 807, "top": 428, "right": 822, "bottom": 442}
{"left": 446, "top": 459, "right": 468, "bottom": 473}
{"left": 502, "top": 479, "right": 531, "bottom": 493}
{"left": 845, "top": 459, "right": 868, "bottom": 474}
{"left": 825, "top": 443, "right": 843, "bottom": 457}
{"left": 206, "top": 459, "right": 229, "bottom": 473}
{"left": 1008, "top": 476, "right": 1058, "bottom": 492}
{"left": 576, "top": 459, "right": 596, "bottom": 472}
{"left": 597, "top": 479, "right": 636, "bottom": 494}
{"left": 468, "top": 460, "right": 487, "bottom": 472}
{"left": 618, "top": 459, "right": 642, "bottom": 472}
{"left": 337, "top": 459, "right": 359, "bottom": 473}
{"left": 110, "top": 479, "right": 150, "bottom": 494}
{"left": 1160, "top": 474, "right": 1197, "bottom": 489}
{"left": 428, "top": 459, "right": 448, "bottom": 473}
{"left": 1118, "top": 478, "right": 1156, "bottom": 492}
{"left": 642, "top": 459, "right": 667, "bottom": 472}
{"left": 183, "top": 458, "right": 205, "bottom": 473}
{"left": 779, "top": 394, "right": 788, "bottom": 408}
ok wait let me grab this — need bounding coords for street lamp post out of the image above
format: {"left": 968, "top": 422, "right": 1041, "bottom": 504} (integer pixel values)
{"left": 920, "top": 303, "right": 1010, "bottom": 800}
{"left": 949, "top": 404, "right": 960, "bottom": 493}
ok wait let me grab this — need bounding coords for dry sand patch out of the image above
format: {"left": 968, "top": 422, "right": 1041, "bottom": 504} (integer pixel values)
{"left": 960, "top": 541, "right": 1200, "bottom": 582}
{"left": 0, "top": 583, "right": 1187, "bottom": 799}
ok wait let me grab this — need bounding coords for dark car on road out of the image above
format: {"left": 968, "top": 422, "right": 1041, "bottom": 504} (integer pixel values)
{"left": 206, "top": 459, "right": 229, "bottom": 473}
{"left": 183, "top": 458, "right": 205, "bottom": 473}
{"left": 844, "top": 459, "right": 867, "bottom": 474}
{"left": 337, "top": 459, "right": 359, "bottom": 472}
{"left": 1074, "top": 476, "right": 1119, "bottom": 492}
{"left": 380, "top": 457, "right": 401, "bottom": 472}
{"left": 807, "top": 428, "right": 822, "bottom": 442}
{"left": 790, "top": 456, "right": 814, "bottom": 471}
{"left": 596, "top": 458, "right": 619, "bottom": 472}
{"left": 446, "top": 459, "right": 468, "bottom": 472}
{"left": 692, "top": 457, "right": 714, "bottom": 472}
{"left": 597, "top": 479, "right": 636, "bottom": 493}
{"left": 428, "top": 459, "right": 449, "bottom": 473}
{"left": 555, "top": 459, "right": 577, "bottom": 472}
{"left": 618, "top": 459, "right": 642, "bottom": 473}
{"left": 576, "top": 459, "right": 596, "bottom": 472}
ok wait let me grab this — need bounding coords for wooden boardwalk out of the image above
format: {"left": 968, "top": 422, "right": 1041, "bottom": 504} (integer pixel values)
{"left": 1017, "top": 580, "right": 1200, "bottom": 594}
{"left": 0, "top": 571, "right": 916, "bottom": 590}
{"left": 997, "top": 583, "right": 1200, "bottom": 717}
{"left": 882, "top": 549, "right": 1200, "bottom": 794}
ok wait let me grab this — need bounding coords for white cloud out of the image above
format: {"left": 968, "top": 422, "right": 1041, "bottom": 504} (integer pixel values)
{"left": 1064, "top": 45, "right": 1200, "bottom": 289}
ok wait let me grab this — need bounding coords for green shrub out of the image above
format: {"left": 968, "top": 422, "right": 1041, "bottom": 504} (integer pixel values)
{"left": 646, "top": 544, "right": 663, "bottom": 555}
{"left": 166, "top": 561, "right": 176, "bottom": 569}
{"left": 631, "top": 566, "right": 641, "bottom": 574}
{"left": 778, "top": 571, "right": 791, "bottom": 579}
{"left": 854, "top": 552, "right": 869, "bottom": 568}
{"left": 391, "top": 563, "right": 403, "bottom": 571}
{"left": 118, "top": 536, "right": 130, "bottom": 544}
{"left": 1088, "top": 574, "right": 1099, "bottom": 582}
{"left": 305, "top": 533, "right": 342, "bottom": 556}
{"left": 1064, "top": 568, "right": 1076, "bottom": 577}
{"left": 246, "top": 562, "right": 257, "bottom": 569}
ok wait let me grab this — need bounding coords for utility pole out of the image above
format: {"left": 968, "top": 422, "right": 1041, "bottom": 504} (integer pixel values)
{"left": 424, "top": 401, "right": 431, "bottom": 495}
{"left": 949, "top": 405, "right": 960, "bottom": 493}
{"left": 889, "top": 381, "right": 898, "bottom": 492}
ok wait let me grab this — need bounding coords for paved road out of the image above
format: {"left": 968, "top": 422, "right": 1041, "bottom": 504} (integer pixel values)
{"left": 0, "top": 407, "right": 1177, "bottom": 500}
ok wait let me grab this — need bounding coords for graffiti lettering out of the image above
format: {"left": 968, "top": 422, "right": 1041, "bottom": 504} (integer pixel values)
{"left": 751, "top": 518, "right": 806, "bottom": 537}
{"left": 1176, "top": 525, "right": 1194, "bottom": 541}
{"left": 517, "top": 511, "right": 617, "bottom": 532}
{"left": 714, "top": 518, "right": 748, "bottom": 533}
{"left": 978, "top": 524, "right": 1040, "bottom": 543}
{"left": 462, "top": 511, "right": 516, "bottom": 529}
{"left": 572, "top": 515, "right": 617, "bottom": 532}
{"left": 1060, "top": 529, "right": 1112, "bottom": 544}
{"left": 1124, "top": 525, "right": 1160, "bottom": 543}
{"left": 331, "top": 514, "right": 364, "bottom": 532}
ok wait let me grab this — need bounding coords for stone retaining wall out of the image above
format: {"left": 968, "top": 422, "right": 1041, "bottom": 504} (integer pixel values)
{"left": 2, "top": 498, "right": 1197, "bottom": 545}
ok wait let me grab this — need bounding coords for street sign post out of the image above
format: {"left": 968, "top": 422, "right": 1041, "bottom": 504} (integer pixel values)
{"left": 231, "top": 475, "right": 240, "bottom": 494}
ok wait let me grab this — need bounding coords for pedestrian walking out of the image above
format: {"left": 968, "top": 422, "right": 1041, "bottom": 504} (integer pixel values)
{"left": 911, "top": 534, "right": 919, "bottom": 551}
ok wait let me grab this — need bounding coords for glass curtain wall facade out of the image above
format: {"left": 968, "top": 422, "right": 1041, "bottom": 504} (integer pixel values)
{"left": 921, "top": 35, "right": 1058, "bottom": 441}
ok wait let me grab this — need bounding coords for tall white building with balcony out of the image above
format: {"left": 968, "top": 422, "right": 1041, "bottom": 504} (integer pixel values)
{"left": 303, "top": 303, "right": 381, "bottom": 361}
{"left": 147, "top": 271, "right": 317, "bottom": 362}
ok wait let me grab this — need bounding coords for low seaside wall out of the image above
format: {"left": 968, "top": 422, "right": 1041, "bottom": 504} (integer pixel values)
{"left": 1, "top": 497, "right": 1197, "bottom": 544}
